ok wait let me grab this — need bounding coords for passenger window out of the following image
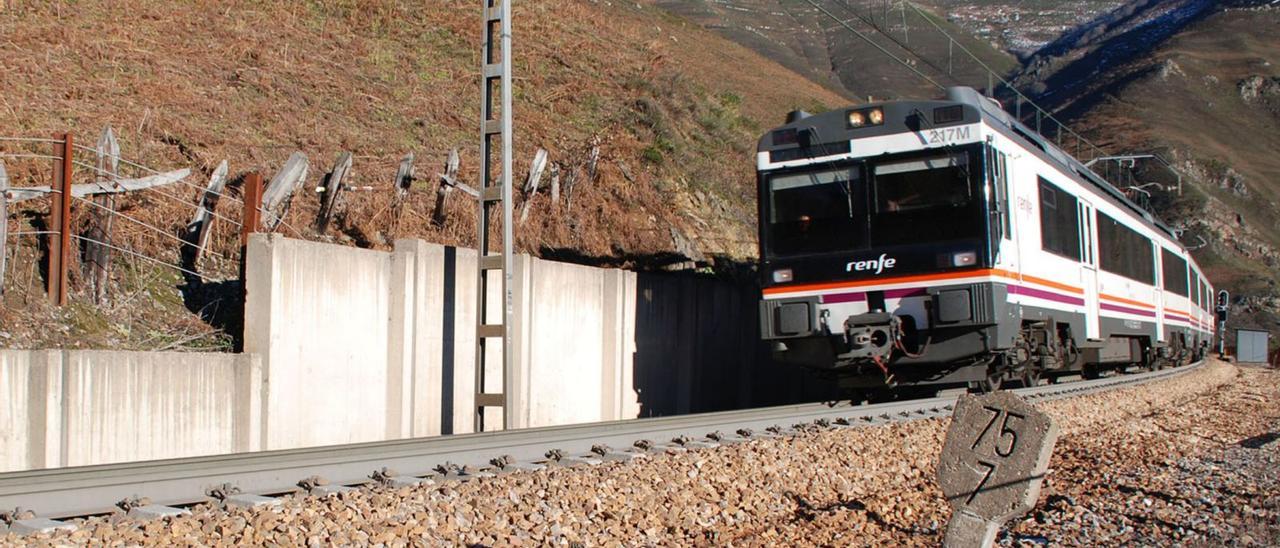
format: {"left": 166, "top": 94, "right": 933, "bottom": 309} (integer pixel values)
{"left": 1097, "top": 212, "right": 1155, "bottom": 284}
{"left": 1038, "top": 177, "right": 1080, "bottom": 261}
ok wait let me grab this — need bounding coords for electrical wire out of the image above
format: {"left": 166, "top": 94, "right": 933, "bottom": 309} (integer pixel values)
{"left": 801, "top": 0, "right": 946, "bottom": 91}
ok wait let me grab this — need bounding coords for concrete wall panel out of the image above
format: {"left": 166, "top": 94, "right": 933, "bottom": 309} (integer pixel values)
{"left": 525, "top": 257, "right": 606, "bottom": 427}
{"left": 2, "top": 350, "right": 259, "bottom": 472}
{"left": 1, "top": 350, "right": 35, "bottom": 471}
{"left": 61, "top": 351, "right": 258, "bottom": 467}
{"left": 245, "top": 235, "right": 393, "bottom": 449}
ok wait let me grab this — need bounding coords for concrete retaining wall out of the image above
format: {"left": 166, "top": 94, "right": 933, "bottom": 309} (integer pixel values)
{"left": 3, "top": 235, "right": 834, "bottom": 472}
{"left": 0, "top": 350, "right": 261, "bottom": 471}
{"left": 244, "top": 235, "right": 835, "bottom": 445}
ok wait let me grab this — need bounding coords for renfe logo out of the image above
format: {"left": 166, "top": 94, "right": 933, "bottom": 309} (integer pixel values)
{"left": 846, "top": 253, "right": 897, "bottom": 274}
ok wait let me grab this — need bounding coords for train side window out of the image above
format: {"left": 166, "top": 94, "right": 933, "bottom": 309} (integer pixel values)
{"left": 1037, "top": 177, "right": 1080, "bottom": 261}
{"left": 1160, "top": 248, "right": 1190, "bottom": 297}
{"left": 985, "top": 145, "right": 1012, "bottom": 243}
{"left": 1096, "top": 212, "right": 1154, "bottom": 284}
{"left": 998, "top": 152, "right": 1010, "bottom": 239}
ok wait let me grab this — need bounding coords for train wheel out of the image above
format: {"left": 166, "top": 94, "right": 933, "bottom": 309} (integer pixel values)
{"left": 1020, "top": 368, "right": 1045, "bottom": 387}
{"left": 971, "top": 370, "right": 1004, "bottom": 393}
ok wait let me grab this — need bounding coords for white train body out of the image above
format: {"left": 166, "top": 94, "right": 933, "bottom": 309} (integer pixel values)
{"left": 756, "top": 87, "right": 1212, "bottom": 387}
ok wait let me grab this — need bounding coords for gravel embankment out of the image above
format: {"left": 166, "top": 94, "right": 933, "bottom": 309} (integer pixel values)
{"left": 6, "top": 359, "right": 1277, "bottom": 546}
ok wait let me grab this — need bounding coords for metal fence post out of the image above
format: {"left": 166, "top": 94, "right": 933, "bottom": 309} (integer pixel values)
{"left": 241, "top": 171, "right": 263, "bottom": 247}
{"left": 48, "top": 132, "right": 72, "bottom": 306}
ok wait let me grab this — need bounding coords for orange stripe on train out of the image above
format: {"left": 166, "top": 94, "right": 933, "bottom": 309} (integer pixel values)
{"left": 762, "top": 268, "right": 1082, "bottom": 296}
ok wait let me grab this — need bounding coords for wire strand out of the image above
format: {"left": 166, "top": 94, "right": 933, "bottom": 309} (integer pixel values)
{"left": 70, "top": 234, "right": 205, "bottom": 280}
{"left": 70, "top": 160, "right": 244, "bottom": 228}
{"left": 73, "top": 195, "right": 205, "bottom": 251}
{"left": 0, "top": 137, "right": 63, "bottom": 144}
{"left": 801, "top": 0, "right": 946, "bottom": 91}
{"left": 70, "top": 143, "right": 245, "bottom": 205}
{"left": 901, "top": 1, "right": 1106, "bottom": 157}
{"left": 0, "top": 152, "right": 63, "bottom": 161}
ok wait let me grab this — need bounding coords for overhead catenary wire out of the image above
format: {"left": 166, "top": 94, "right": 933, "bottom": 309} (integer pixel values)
{"left": 801, "top": 0, "right": 946, "bottom": 92}
{"left": 828, "top": 0, "right": 962, "bottom": 87}
{"left": 805, "top": 0, "right": 1110, "bottom": 162}
{"left": 899, "top": 1, "right": 1107, "bottom": 159}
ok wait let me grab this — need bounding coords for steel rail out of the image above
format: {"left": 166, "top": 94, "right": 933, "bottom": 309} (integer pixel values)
{"left": 0, "top": 360, "right": 1204, "bottom": 520}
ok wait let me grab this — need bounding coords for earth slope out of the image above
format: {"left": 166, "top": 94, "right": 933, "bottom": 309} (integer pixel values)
{"left": 0, "top": 0, "right": 845, "bottom": 348}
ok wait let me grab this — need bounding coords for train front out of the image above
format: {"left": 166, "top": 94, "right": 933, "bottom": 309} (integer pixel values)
{"left": 757, "top": 89, "right": 1010, "bottom": 387}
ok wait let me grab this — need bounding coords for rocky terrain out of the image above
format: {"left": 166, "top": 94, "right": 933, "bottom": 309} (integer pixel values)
{"left": 7, "top": 359, "right": 1276, "bottom": 546}
{"left": 1014, "top": 0, "right": 1280, "bottom": 338}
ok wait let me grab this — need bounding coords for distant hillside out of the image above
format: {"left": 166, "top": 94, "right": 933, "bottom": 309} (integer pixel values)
{"left": 648, "top": 0, "right": 1019, "bottom": 100}
{"left": 1013, "top": 0, "right": 1280, "bottom": 334}
{"left": 926, "top": 0, "right": 1127, "bottom": 57}
{"left": 0, "top": 0, "right": 845, "bottom": 349}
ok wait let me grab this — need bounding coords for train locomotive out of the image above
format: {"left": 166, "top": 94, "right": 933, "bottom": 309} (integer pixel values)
{"left": 757, "top": 87, "right": 1214, "bottom": 391}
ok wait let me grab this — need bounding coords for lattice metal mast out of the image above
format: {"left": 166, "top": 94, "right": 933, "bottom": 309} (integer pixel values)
{"left": 475, "top": 0, "right": 515, "bottom": 432}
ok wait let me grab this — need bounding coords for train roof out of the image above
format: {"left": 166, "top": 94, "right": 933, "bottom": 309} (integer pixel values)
{"left": 759, "top": 87, "right": 1185, "bottom": 250}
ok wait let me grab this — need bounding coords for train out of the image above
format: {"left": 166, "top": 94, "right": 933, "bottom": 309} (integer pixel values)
{"left": 756, "top": 87, "right": 1214, "bottom": 392}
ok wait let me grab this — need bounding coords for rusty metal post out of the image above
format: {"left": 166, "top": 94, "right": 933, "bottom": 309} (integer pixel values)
{"left": 47, "top": 133, "right": 73, "bottom": 306}
{"left": 241, "top": 171, "right": 263, "bottom": 246}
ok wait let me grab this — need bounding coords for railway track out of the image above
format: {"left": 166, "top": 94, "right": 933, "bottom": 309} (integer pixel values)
{"left": 0, "top": 361, "right": 1203, "bottom": 533}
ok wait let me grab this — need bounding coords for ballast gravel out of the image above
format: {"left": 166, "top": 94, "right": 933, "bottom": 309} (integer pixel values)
{"left": 6, "top": 359, "right": 1277, "bottom": 546}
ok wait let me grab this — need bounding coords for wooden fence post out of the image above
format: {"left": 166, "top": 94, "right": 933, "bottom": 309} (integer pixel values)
{"left": 184, "top": 159, "right": 228, "bottom": 272}
{"left": 241, "top": 171, "right": 263, "bottom": 247}
{"left": 48, "top": 133, "right": 72, "bottom": 306}
{"left": 83, "top": 126, "right": 118, "bottom": 304}
{"left": 518, "top": 148, "right": 548, "bottom": 225}
{"left": 390, "top": 151, "right": 414, "bottom": 235}
{"left": 262, "top": 152, "right": 309, "bottom": 232}
{"left": 0, "top": 160, "right": 8, "bottom": 297}
{"left": 315, "top": 152, "right": 352, "bottom": 235}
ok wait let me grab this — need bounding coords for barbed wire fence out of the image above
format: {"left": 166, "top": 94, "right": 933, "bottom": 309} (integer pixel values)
{"left": 1, "top": 128, "right": 597, "bottom": 337}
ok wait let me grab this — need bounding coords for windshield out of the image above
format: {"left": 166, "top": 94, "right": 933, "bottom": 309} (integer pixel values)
{"left": 870, "top": 152, "right": 978, "bottom": 247}
{"left": 764, "top": 149, "right": 983, "bottom": 258}
{"left": 766, "top": 165, "right": 868, "bottom": 256}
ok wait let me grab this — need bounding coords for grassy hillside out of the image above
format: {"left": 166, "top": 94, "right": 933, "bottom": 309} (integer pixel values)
{"left": 0, "top": 0, "right": 846, "bottom": 349}
{"left": 649, "top": 0, "right": 1019, "bottom": 100}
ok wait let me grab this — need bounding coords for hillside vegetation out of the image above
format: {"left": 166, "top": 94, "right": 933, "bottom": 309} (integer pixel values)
{"left": 0, "top": 0, "right": 846, "bottom": 349}
{"left": 650, "top": 0, "right": 1019, "bottom": 100}
{"left": 1015, "top": 1, "right": 1280, "bottom": 333}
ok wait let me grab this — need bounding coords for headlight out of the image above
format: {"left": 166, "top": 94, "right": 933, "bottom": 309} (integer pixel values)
{"left": 952, "top": 251, "right": 977, "bottom": 267}
{"left": 847, "top": 107, "right": 885, "bottom": 128}
{"left": 848, "top": 110, "right": 866, "bottom": 127}
{"left": 868, "top": 108, "right": 884, "bottom": 125}
{"left": 772, "top": 269, "right": 794, "bottom": 283}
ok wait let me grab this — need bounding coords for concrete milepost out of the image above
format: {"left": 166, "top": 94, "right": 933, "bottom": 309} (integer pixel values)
{"left": 938, "top": 391, "right": 1059, "bottom": 547}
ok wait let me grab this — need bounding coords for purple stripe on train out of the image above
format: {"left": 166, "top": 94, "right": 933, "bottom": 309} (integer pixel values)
{"left": 1006, "top": 284, "right": 1085, "bottom": 306}
{"left": 1100, "top": 302, "right": 1157, "bottom": 318}
{"left": 820, "top": 287, "right": 928, "bottom": 304}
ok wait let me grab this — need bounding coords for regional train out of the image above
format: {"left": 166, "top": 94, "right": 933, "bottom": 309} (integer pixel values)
{"left": 756, "top": 87, "right": 1214, "bottom": 391}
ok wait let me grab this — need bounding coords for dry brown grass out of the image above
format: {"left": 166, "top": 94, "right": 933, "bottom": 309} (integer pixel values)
{"left": 0, "top": 0, "right": 846, "bottom": 348}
